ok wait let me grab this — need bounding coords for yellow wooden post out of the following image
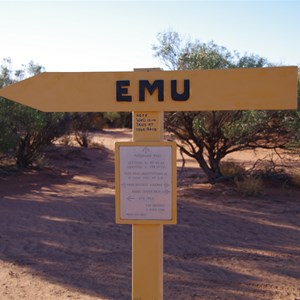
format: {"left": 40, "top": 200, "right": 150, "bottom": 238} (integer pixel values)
{"left": 132, "top": 111, "right": 164, "bottom": 300}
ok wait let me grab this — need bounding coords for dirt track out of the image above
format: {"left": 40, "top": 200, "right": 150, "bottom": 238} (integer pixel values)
{"left": 0, "top": 129, "right": 300, "bottom": 300}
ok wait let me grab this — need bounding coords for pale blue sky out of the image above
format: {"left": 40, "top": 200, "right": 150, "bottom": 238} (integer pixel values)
{"left": 0, "top": 1, "right": 299, "bottom": 72}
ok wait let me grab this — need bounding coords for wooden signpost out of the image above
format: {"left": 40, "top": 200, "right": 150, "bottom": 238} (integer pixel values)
{"left": 0, "top": 66, "right": 298, "bottom": 300}
{"left": 0, "top": 67, "right": 297, "bottom": 112}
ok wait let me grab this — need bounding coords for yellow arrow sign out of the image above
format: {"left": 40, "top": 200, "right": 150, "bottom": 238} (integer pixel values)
{"left": 0, "top": 66, "right": 297, "bottom": 112}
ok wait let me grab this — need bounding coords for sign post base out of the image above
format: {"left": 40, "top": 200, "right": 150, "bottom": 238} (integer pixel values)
{"left": 132, "top": 224, "right": 163, "bottom": 300}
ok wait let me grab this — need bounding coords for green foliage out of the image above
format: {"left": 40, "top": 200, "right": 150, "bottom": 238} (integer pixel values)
{"left": 0, "top": 58, "right": 67, "bottom": 168}
{"left": 153, "top": 30, "right": 270, "bottom": 71}
{"left": 152, "top": 31, "right": 182, "bottom": 70}
{"left": 104, "top": 112, "right": 120, "bottom": 124}
{"left": 103, "top": 112, "right": 132, "bottom": 128}
{"left": 0, "top": 97, "right": 67, "bottom": 168}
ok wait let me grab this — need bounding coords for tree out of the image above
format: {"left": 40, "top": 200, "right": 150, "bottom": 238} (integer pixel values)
{"left": 153, "top": 31, "right": 297, "bottom": 183}
{"left": 166, "top": 110, "right": 291, "bottom": 182}
{"left": 70, "top": 112, "right": 106, "bottom": 147}
{"left": 0, "top": 58, "right": 67, "bottom": 168}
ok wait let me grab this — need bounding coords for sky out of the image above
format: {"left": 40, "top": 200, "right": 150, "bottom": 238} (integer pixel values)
{"left": 0, "top": 1, "right": 299, "bottom": 72}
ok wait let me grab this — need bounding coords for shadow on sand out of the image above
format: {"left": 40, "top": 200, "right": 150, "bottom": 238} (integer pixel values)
{"left": 0, "top": 144, "right": 300, "bottom": 299}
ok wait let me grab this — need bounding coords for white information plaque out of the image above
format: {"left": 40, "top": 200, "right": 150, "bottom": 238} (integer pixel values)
{"left": 115, "top": 142, "right": 177, "bottom": 224}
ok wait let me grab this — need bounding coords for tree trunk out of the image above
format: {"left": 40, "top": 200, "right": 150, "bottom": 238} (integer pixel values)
{"left": 194, "top": 151, "right": 220, "bottom": 183}
{"left": 16, "top": 136, "right": 32, "bottom": 168}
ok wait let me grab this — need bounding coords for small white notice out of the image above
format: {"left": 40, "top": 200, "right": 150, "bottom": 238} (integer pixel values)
{"left": 117, "top": 144, "right": 174, "bottom": 221}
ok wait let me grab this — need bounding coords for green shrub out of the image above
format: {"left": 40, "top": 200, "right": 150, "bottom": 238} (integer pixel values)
{"left": 0, "top": 58, "right": 68, "bottom": 168}
{"left": 0, "top": 98, "right": 67, "bottom": 168}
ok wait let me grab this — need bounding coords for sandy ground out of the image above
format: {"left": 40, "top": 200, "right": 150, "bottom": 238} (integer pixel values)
{"left": 0, "top": 129, "right": 300, "bottom": 300}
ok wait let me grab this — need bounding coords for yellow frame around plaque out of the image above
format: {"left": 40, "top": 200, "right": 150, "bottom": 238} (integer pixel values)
{"left": 115, "top": 141, "right": 177, "bottom": 225}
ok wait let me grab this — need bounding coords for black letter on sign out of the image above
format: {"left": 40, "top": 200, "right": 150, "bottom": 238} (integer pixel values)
{"left": 116, "top": 80, "right": 132, "bottom": 102}
{"left": 139, "top": 80, "right": 164, "bottom": 101}
{"left": 171, "top": 79, "right": 190, "bottom": 101}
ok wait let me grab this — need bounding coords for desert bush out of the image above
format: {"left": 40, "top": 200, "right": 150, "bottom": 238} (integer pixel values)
{"left": 220, "top": 161, "right": 245, "bottom": 177}
{"left": 89, "top": 139, "right": 105, "bottom": 149}
{"left": 0, "top": 58, "right": 68, "bottom": 168}
{"left": 235, "top": 175, "right": 264, "bottom": 197}
{"left": 0, "top": 97, "right": 68, "bottom": 168}
{"left": 59, "top": 135, "right": 72, "bottom": 147}
{"left": 290, "top": 172, "right": 300, "bottom": 188}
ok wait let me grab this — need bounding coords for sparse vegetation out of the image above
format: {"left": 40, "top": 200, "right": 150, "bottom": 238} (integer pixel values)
{"left": 235, "top": 175, "right": 264, "bottom": 197}
{"left": 220, "top": 161, "right": 245, "bottom": 178}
